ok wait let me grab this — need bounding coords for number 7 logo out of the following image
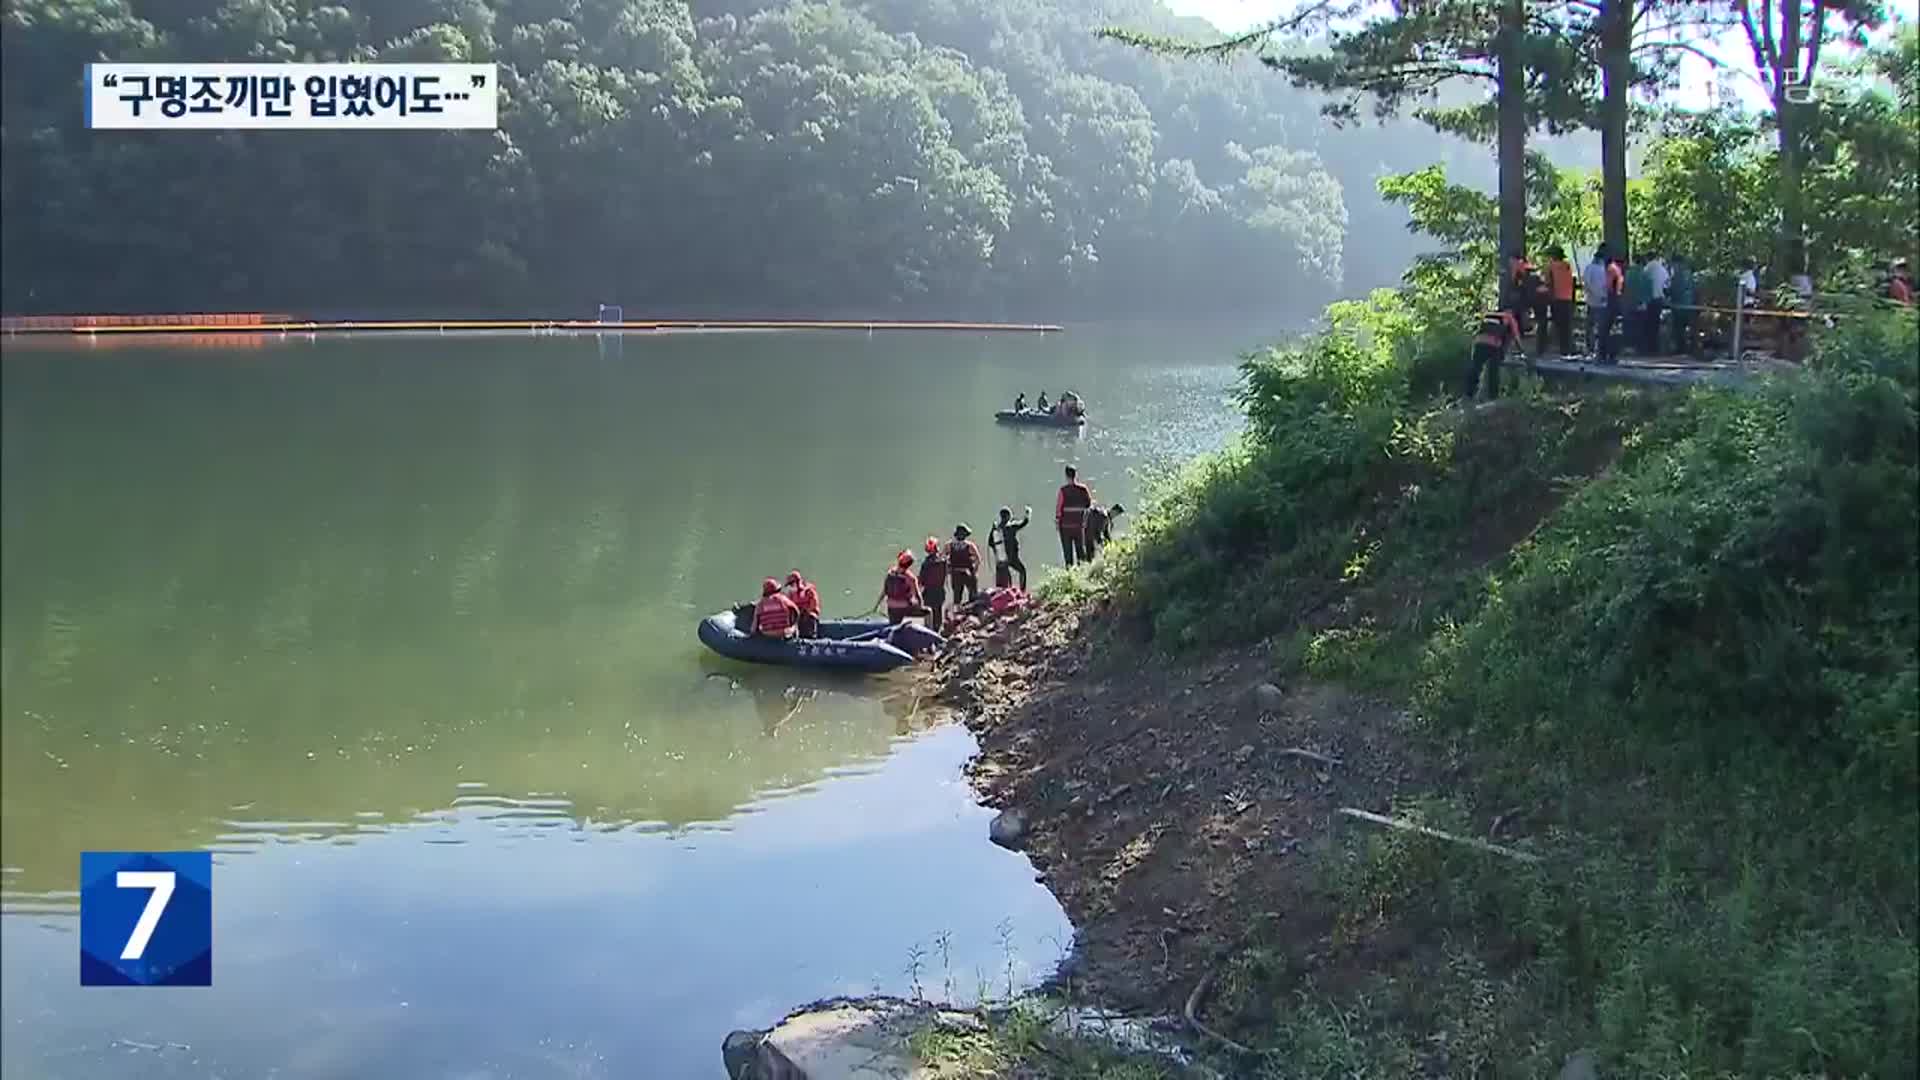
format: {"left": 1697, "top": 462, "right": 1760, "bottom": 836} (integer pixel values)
{"left": 80, "top": 852, "right": 212, "bottom": 985}
{"left": 116, "top": 870, "right": 176, "bottom": 960}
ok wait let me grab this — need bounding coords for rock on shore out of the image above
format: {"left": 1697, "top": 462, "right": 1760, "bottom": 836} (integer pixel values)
{"left": 722, "top": 997, "right": 982, "bottom": 1080}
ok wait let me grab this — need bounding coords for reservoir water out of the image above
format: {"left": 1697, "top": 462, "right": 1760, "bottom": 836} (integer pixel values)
{"left": 0, "top": 323, "right": 1270, "bottom": 1078}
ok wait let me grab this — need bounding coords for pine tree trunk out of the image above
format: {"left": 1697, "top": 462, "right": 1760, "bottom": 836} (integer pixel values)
{"left": 1774, "top": 86, "right": 1804, "bottom": 281}
{"left": 1774, "top": 0, "right": 1806, "bottom": 281}
{"left": 1496, "top": 0, "right": 1528, "bottom": 265}
{"left": 1601, "top": 0, "right": 1632, "bottom": 261}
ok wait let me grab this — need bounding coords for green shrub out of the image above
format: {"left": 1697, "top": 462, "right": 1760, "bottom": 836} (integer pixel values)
{"left": 1424, "top": 312, "right": 1919, "bottom": 793}
{"left": 1099, "top": 291, "right": 1917, "bottom": 1074}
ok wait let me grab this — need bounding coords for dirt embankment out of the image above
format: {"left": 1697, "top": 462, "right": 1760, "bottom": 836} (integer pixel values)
{"left": 926, "top": 600, "right": 1453, "bottom": 1018}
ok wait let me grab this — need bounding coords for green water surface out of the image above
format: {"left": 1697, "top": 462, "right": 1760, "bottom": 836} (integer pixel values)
{"left": 0, "top": 323, "right": 1267, "bottom": 1078}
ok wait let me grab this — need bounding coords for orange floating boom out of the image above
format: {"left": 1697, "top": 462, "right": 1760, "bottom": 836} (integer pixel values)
{"left": 4, "top": 317, "right": 1064, "bottom": 336}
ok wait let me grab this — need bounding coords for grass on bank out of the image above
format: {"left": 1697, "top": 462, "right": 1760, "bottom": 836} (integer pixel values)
{"left": 908, "top": 1002, "right": 1175, "bottom": 1080}
{"left": 1042, "top": 287, "right": 1919, "bottom": 1077}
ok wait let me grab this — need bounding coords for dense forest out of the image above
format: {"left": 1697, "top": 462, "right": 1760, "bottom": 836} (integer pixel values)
{"left": 0, "top": 0, "right": 1505, "bottom": 317}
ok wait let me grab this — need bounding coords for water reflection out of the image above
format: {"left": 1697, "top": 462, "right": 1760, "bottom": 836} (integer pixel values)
{"left": 1, "top": 325, "right": 1258, "bottom": 1076}
{"left": 1, "top": 668, "right": 935, "bottom": 899}
{"left": 2, "top": 726, "right": 1070, "bottom": 1080}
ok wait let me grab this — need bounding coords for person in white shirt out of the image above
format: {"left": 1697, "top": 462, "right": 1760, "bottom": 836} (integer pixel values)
{"left": 1643, "top": 254, "right": 1670, "bottom": 353}
{"left": 1582, "top": 246, "right": 1612, "bottom": 356}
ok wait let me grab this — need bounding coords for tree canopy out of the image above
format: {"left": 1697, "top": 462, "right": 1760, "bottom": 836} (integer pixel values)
{"left": 0, "top": 0, "right": 1497, "bottom": 318}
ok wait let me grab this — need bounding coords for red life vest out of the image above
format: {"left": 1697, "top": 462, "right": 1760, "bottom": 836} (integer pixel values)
{"left": 884, "top": 568, "right": 918, "bottom": 606}
{"left": 947, "top": 540, "right": 979, "bottom": 574}
{"left": 1475, "top": 310, "right": 1520, "bottom": 349}
{"left": 1057, "top": 481, "right": 1091, "bottom": 529}
{"left": 790, "top": 583, "right": 821, "bottom": 617}
{"left": 754, "top": 593, "right": 798, "bottom": 638}
{"left": 919, "top": 553, "right": 949, "bottom": 590}
{"left": 1547, "top": 260, "right": 1576, "bottom": 301}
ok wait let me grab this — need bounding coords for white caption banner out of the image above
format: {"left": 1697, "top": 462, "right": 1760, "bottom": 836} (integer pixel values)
{"left": 85, "top": 63, "right": 498, "bottom": 130}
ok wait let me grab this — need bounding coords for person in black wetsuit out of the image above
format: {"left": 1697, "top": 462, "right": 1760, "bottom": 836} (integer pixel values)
{"left": 989, "top": 505, "right": 1031, "bottom": 589}
{"left": 946, "top": 524, "right": 982, "bottom": 608}
{"left": 1082, "top": 503, "right": 1125, "bottom": 560}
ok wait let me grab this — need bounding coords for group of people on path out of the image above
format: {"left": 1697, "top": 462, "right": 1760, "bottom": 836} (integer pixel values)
{"left": 1468, "top": 246, "right": 1699, "bottom": 398}
{"left": 1467, "top": 246, "right": 1913, "bottom": 400}
{"left": 743, "top": 465, "right": 1123, "bottom": 641}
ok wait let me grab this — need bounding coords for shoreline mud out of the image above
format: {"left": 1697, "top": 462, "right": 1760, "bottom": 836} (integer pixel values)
{"left": 923, "top": 599, "right": 1444, "bottom": 1021}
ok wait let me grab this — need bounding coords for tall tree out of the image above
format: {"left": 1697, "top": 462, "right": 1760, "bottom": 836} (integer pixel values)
{"left": 1533, "top": 0, "right": 1727, "bottom": 263}
{"left": 1102, "top": 0, "right": 1586, "bottom": 282}
{"left": 1600, "top": 0, "right": 1635, "bottom": 258}
{"left": 0, "top": 0, "right": 1372, "bottom": 315}
{"left": 1732, "top": 0, "right": 1885, "bottom": 280}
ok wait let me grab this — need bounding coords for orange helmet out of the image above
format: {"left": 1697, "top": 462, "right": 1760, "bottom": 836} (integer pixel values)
{"left": 896, "top": 551, "right": 913, "bottom": 568}
{"left": 925, "top": 537, "right": 939, "bottom": 553}
{"left": 761, "top": 578, "right": 780, "bottom": 597}
{"left": 785, "top": 570, "right": 803, "bottom": 586}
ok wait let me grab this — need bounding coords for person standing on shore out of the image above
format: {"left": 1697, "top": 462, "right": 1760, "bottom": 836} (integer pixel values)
{"left": 946, "top": 525, "right": 981, "bottom": 608}
{"left": 1601, "top": 254, "right": 1626, "bottom": 364}
{"left": 1082, "top": 503, "right": 1125, "bottom": 560}
{"left": 1644, "top": 251, "right": 1671, "bottom": 354}
{"left": 1545, "top": 246, "right": 1576, "bottom": 356}
{"left": 879, "top": 552, "right": 925, "bottom": 625}
{"left": 989, "top": 505, "right": 1031, "bottom": 589}
{"left": 1623, "top": 254, "right": 1653, "bottom": 354}
{"left": 1582, "top": 245, "right": 1612, "bottom": 357}
{"left": 1667, "top": 254, "right": 1697, "bottom": 355}
{"left": 917, "top": 539, "right": 948, "bottom": 630}
{"left": 1055, "top": 465, "right": 1092, "bottom": 566}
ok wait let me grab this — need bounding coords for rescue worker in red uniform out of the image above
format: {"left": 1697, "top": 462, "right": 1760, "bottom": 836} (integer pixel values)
{"left": 1886, "top": 258, "right": 1914, "bottom": 306}
{"left": 1055, "top": 465, "right": 1093, "bottom": 566}
{"left": 1600, "top": 254, "right": 1626, "bottom": 365}
{"left": 878, "top": 551, "right": 926, "bottom": 625}
{"left": 1545, "top": 246, "right": 1577, "bottom": 356}
{"left": 749, "top": 577, "right": 800, "bottom": 640}
{"left": 1463, "top": 306, "right": 1525, "bottom": 401}
{"left": 783, "top": 570, "right": 822, "bottom": 639}
{"left": 917, "top": 538, "right": 949, "bottom": 630}
{"left": 947, "top": 524, "right": 981, "bottom": 607}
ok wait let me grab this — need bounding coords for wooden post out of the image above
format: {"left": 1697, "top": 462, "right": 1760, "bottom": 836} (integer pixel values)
{"left": 1732, "top": 282, "right": 1745, "bottom": 368}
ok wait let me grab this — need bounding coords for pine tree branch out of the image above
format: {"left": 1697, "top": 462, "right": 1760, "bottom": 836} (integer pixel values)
{"left": 1760, "top": 0, "right": 1780, "bottom": 73}
{"left": 1095, "top": 0, "right": 1349, "bottom": 62}
{"left": 1804, "top": 0, "right": 1829, "bottom": 83}
{"left": 1637, "top": 39, "right": 1727, "bottom": 66}
{"left": 1737, "top": 0, "right": 1779, "bottom": 92}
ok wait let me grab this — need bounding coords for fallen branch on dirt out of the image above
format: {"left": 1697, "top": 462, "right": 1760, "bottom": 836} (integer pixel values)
{"left": 1277, "top": 747, "right": 1341, "bottom": 768}
{"left": 1183, "top": 964, "right": 1255, "bottom": 1056}
{"left": 1337, "top": 807, "right": 1543, "bottom": 864}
